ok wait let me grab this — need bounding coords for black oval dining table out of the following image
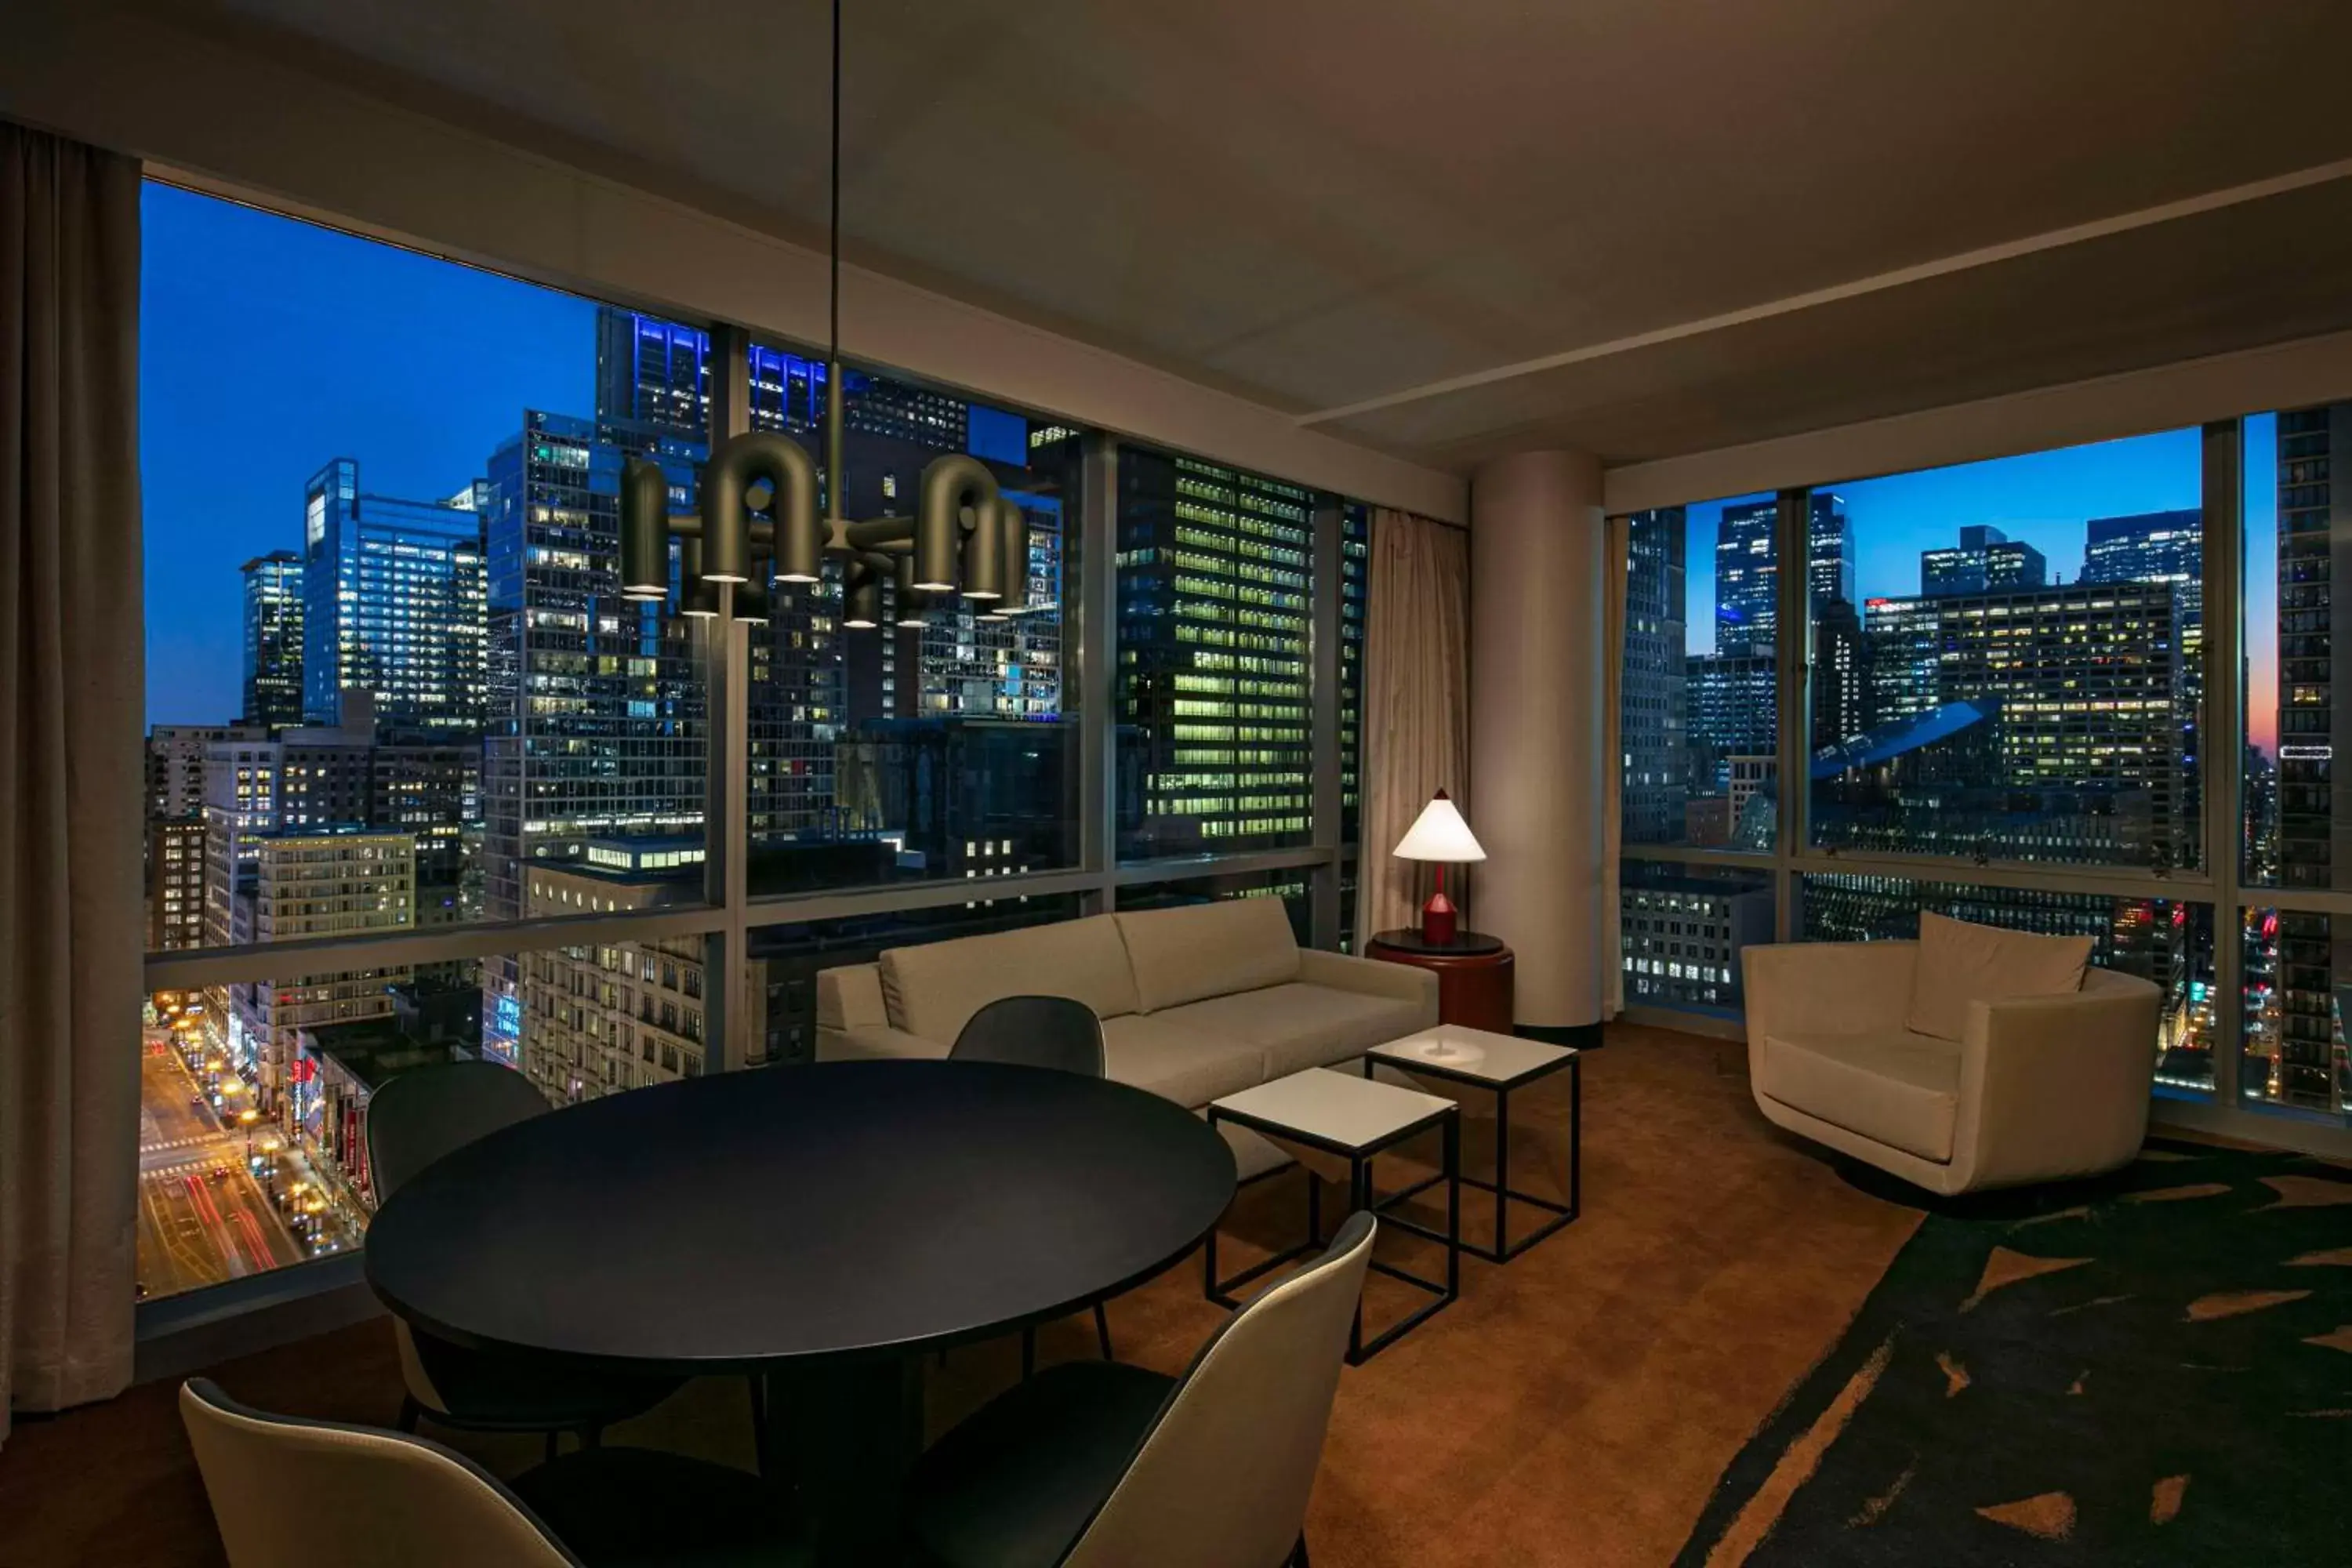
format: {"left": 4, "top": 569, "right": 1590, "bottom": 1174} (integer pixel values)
{"left": 365, "top": 1058, "right": 1236, "bottom": 1564}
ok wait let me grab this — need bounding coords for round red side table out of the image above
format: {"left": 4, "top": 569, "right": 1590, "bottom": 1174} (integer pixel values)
{"left": 1365, "top": 928, "right": 1515, "bottom": 1034}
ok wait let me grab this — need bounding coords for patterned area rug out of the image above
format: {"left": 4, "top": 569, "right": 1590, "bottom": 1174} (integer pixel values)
{"left": 1676, "top": 1142, "right": 2352, "bottom": 1565}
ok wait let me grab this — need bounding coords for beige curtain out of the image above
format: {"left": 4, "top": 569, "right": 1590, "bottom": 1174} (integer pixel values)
{"left": 1602, "top": 514, "right": 1629, "bottom": 1018}
{"left": 1, "top": 122, "right": 143, "bottom": 1445}
{"left": 1354, "top": 510, "right": 1471, "bottom": 945}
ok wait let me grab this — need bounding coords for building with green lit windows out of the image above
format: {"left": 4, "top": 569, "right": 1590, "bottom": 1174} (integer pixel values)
{"left": 1116, "top": 449, "right": 1315, "bottom": 856}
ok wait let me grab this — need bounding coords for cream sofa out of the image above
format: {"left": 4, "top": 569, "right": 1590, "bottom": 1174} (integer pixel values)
{"left": 1741, "top": 938, "right": 2161, "bottom": 1196}
{"left": 817, "top": 898, "right": 1439, "bottom": 1174}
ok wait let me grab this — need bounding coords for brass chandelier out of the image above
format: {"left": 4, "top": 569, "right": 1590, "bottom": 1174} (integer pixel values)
{"left": 617, "top": 0, "right": 1037, "bottom": 631}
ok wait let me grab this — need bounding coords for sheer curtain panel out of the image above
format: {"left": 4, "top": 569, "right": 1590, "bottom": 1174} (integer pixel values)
{"left": 0, "top": 121, "right": 143, "bottom": 1445}
{"left": 1354, "top": 510, "right": 1472, "bottom": 946}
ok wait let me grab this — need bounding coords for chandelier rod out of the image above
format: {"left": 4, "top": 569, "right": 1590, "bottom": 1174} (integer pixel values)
{"left": 825, "top": 0, "right": 845, "bottom": 528}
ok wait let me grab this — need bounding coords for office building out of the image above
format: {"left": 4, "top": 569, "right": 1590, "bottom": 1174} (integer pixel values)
{"left": 832, "top": 717, "right": 1075, "bottom": 876}
{"left": 1862, "top": 595, "right": 1942, "bottom": 724}
{"left": 2082, "top": 509, "right": 2202, "bottom": 585}
{"left": 301, "top": 458, "right": 488, "bottom": 730}
{"left": 147, "top": 722, "right": 268, "bottom": 824}
{"left": 1810, "top": 594, "right": 1866, "bottom": 747}
{"left": 2272, "top": 404, "right": 2352, "bottom": 1106}
{"left": 514, "top": 841, "right": 728, "bottom": 1102}
{"left": 1620, "top": 862, "right": 1774, "bottom": 1013}
{"left": 1115, "top": 448, "right": 1314, "bottom": 854}
{"left": 1686, "top": 652, "right": 1775, "bottom": 793}
{"left": 1858, "top": 581, "right": 2186, "bottom": 862}
{"left": 147, "top": 815, "right": 208, "bottom": 953}
{"left": 207, "top": 827, "right": 416, "bottom": 1120}
{"left": 1920, "top": 524, "right": 2048, "bottom": 597}
{"left": 1339, "top": 503, "right": 1370, "bottom": 840}
{"left": 239, "top": 550, "right": 305, "bottom": 731}
{"left": 1712, "top": 499, "right": 1777, "bottom": 654}
{"left": 1807, "top": 492, "right": 1854, "bottom": 608}
{"left": 1714, "top": 493, "right": 1850, "bottom": 659}
{"left": 1622, "top": 507, "right": 1688, "bottom": 841}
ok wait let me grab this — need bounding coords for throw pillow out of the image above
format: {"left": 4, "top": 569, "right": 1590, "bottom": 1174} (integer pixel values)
{"left": 1905, "top": 911, "right": 2091, "bottom": 1041}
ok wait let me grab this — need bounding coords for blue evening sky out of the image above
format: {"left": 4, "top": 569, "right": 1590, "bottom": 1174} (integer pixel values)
{"left": 140, "top": 183, "right": 2279, "bottom": 745}
{"left": 141, "top": 183, "right": 593, "bottom": 724}
{"left": 1679, "top": 423, "right": 2279, "bottom": 745}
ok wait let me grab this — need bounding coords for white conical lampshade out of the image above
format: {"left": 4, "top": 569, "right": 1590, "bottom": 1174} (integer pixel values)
{"left": 1393, "top": 791, "right": 1485, "bottom": 862}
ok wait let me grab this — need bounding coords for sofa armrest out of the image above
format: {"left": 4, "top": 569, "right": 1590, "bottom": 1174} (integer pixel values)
{"left": 817, "top": 963, "right": 888, "bottom": 1033}
{"left": 1298, "top": 949, "right": 1439, "bottom": 1017}
{"left": 1953, "top": 968, "right": 2159, "bottom": 1189}
{"left": 816, "top": 1022, "right": 952, "bottom": 1063}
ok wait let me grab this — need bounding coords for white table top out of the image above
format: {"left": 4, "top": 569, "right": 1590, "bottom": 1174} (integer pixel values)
{"left": 1365, "top": 1025, "right": 1576, "bottom": 1086}
{"left": 1210, "top": 1067, "right": 1455, "bottom": 1152}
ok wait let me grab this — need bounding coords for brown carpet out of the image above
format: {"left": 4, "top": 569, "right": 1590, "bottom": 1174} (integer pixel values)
{"left": 0, "top": 1023, "right": 1925, "bottom": 1567}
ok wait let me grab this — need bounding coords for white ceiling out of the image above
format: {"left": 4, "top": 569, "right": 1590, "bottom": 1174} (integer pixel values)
{"left": 199, "top": 0, "right": 2352, "bottom": 470}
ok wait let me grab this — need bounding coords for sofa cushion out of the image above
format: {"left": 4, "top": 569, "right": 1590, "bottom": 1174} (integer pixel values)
{"left": 879, "top": 916, "right": 1139, "bottom": 1044}
{"left": 1114, "top": 898, "right": 1300, "bottom": 1014}
{"left": 1755, "top": 1029, "right": 1963, "bottom": 1164}
{"left": 1100, "top": 1014, "right": 1268, "bottom": 1108}
{"left": 1163, "top": 983, "right": 1431, "bottom": 1081}
{"left": 1906, "top": 911, "right": 2091, "bottom": 1042}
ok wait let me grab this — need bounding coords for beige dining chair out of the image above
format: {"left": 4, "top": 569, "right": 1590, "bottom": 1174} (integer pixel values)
{"left": 907, "top": 1210, "right": 1376, "bottom": 1568}
{"left": 180, "top": 1377, "right": 789, "bottom": 1567}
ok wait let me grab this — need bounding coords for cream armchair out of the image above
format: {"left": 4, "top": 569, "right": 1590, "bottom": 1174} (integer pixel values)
{"left": 1741, "top": 940, "right": 2162, "bottom": 1196}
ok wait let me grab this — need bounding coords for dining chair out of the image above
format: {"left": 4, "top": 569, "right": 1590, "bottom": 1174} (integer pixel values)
{"left": 950, "top": 996, "right": 1115, "bottom": 1366}
{"left": 180, "top": 1378, "right": 787, "bottom": 1568}
{"left": 365, "top": 1061, "right": 681, "bottom": 1456}
{"left": 905, "top": 1211, "right": 1376, "bottom": 1568}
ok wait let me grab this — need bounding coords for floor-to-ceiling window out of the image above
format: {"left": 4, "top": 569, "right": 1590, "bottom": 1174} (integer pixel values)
{"left": 1616, "top": 419, "right": 2352, "bottom": 1148}
{"left": 139, "top": 183, "right": 1370, "bottom": 1309}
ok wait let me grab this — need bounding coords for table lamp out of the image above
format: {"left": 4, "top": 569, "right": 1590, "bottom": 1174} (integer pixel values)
{"left": 1393, "top": 789, "right": 1486, "bottom": 946}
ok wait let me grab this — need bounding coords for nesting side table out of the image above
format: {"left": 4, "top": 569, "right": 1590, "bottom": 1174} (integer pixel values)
{"left": 1204, "top": 1068, "right": 1460, "bottom": 1363}
{"left": 1363, "top": 1025, "right": 1580, "bottom": 1263}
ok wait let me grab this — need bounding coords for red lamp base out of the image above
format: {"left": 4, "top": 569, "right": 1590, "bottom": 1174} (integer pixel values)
{"left": 1419, "top": 888, "right": 1458, "bottom": 946}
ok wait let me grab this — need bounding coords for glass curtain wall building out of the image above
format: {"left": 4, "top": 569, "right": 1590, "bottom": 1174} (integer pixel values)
{"left": 138, "top": 182, "right": 1368, "bottom": 1305}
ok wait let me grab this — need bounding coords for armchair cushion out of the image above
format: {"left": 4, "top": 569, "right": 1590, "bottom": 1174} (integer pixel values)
{"left": 1755, "top": 1028, "right": 1962, "bottom": 1163}
{"left": 1906, "top": 912, "right": 2090, "bottom": 1042}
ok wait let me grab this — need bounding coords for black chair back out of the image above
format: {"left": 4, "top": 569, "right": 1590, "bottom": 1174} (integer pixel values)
{"left": 949, "top": 995, "right": 1105, "bottom": 1078}
{"left": 367, "top": 1060, "right": 554, "bottom": 1203}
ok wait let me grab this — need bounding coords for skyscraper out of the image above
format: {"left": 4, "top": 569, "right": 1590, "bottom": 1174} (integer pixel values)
{"left": 240, "top": 550, "right": 305, "bottom": 731}
{"left": 1811, "top": 595, "right": 1866, "bottom": 746}
{"left": 2272, "top": 404, "right": 2350, "bottom": 1107}
{"left": 1857, "top": 581, "right": 2184, "bottom": 862}
{"left": 1713, "top": 500, "right": 1777, "bottom": 654}
{"left": 1807, "top": 492, "right": 1855, "bottom": 608}
{"left": 2082, "top": 509, "right": 2201, "bottom": 585}
{"left": 1621, "top": 507, "right": 1687, "bottom": 841}
{"left": 1116, "top": 448, "right": 1314, "bottom": 855}
{"left": 1713, "top": 493, "right": 1850, "bottom": 659}
{"left": 1921, "top": 524, "right": 2049, "bottom": 596}
{"left": 302, "top": 458, "right": 488, "bottom": 731}
{"left": 1685, "top": 652, "right": 1775, "bottom": 794}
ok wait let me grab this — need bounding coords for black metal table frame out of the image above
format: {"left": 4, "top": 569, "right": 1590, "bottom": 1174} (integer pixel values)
{"left": 1203, "top": 1098, "right": 1459, "bottom": 1364}
{"left": 1363, "top": 1046, "right": 1580, "bottom": 1263}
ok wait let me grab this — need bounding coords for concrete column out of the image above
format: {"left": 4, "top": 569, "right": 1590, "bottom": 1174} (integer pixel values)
{"left": 1469, "top": 450, "right": 1606, "bottom": 1033}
